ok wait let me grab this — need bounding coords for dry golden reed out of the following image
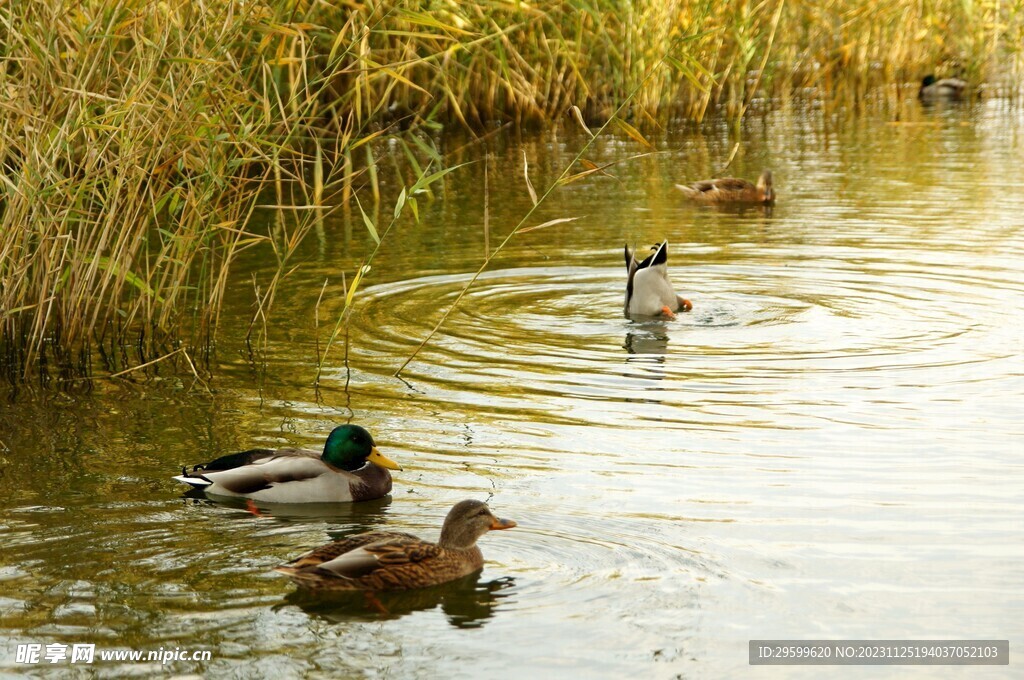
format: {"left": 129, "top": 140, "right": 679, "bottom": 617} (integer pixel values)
{"left": 2, "top": 0, "right": 1020, "bottom": 383}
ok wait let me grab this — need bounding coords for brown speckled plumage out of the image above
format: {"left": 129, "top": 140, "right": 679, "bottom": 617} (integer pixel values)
{"left": 275, "top": 500, "right": 516, "bottom": 591}
{"left": 676, "top": 170, "right": 774, "bottom": 204}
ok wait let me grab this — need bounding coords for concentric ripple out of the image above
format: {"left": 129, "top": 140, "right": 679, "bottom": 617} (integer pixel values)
{"left": 339, "top": 256, "right": 1019, "bottom": 436}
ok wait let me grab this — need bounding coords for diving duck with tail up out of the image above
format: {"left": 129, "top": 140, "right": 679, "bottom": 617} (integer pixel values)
{"left": 624, "top": 241, "right": 692, "bottom": 320}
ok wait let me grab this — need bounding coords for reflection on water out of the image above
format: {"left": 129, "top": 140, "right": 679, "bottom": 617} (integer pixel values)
{"left": 687, "top": 200, "right": 775, "bottom": 219}
{"left": 624, "top": 326, "right": 669, "bottom": 383}
{"left": 281, "top": 574, "right": 516, "bottom": 628}
{"left": 3, "top": 101, "right": 1024, "bottom": 677}
{"left": 183, "top": 491, "right": 394, "bottom": 525}
{"left": 624, "top": 325, "right": 670, "bottom": 356}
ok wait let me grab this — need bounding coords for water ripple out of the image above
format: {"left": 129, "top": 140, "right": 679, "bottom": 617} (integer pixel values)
{"left": 339, "top": 259, "right": 1018, "bottom": 434}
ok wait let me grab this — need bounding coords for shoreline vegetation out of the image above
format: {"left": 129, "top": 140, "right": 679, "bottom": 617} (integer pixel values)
{"left": 2, "top": 0, "right": 1022, "bottom": 385}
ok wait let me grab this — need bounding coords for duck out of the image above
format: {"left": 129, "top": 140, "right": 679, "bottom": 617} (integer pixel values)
{"left": 173, "top": 424, "right": 401, "bottom": 503}
{"left": 624, "top": 241, "right": 692, "bottom": 319}
{"left": 918, "top": 74, "right": 967, "bottom": 101}
{"left": 675, "top": 169, "right": 774, "bottom": 204}
{"left": 275, "top": 499, "right": 516, "bottom": 591}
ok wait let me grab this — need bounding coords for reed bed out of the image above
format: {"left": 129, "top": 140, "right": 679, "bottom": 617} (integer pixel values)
{"left": 2, "top": 0, "right": 1021, "bottom": 384}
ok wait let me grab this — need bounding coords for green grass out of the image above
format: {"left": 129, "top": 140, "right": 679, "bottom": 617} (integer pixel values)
{"left": 2, "top": 0, "right": 1021, "bottom": 383}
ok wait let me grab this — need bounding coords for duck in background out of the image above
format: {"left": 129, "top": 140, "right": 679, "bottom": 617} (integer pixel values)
{"left": 624, "top": 241, "right": 692, "bottom": 320}
{"left": 275, "top": 500, "right": 516, "bottom": 591}
{"left": 675, "top": 170, "right": 774, "bottom": 205}
{"left": 918, "top": 74, "right": 968, "bottom": 101}
{"left": 173, "top": 424, "right": 401, "bottom": 503}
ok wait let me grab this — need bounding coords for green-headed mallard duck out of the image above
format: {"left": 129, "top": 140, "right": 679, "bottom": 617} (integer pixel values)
{"left": 676, "top": 169, "right": 774, "bottom": 204}
{"left": 173, "top": 424, "right": 401, "bottom": 503}
{"left": 624, "top": 241, "right": 692, "bottom": 319}
{"left": 275, "top": 499, "right": 516, "bottom": 591}
{"left": 918, "top": 75, "right": 967, "bottom": 101}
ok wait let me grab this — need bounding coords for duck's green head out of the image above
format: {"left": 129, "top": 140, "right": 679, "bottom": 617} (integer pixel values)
{"left": 322, "top": 425, "right": 402, "bottom": 472}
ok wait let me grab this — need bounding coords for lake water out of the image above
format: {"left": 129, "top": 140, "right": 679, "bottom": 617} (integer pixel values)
{"left": 2, "top": 98, "right": 1022, "bottom": 678}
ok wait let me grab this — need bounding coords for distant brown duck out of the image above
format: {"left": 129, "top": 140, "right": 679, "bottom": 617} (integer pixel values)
{"left": 918, "top": 75, "right": 967, "bottom": 101}
{"left": 676, "top": 169, "right": 774, "bottom": 204}
{"left": 275, "top": 500, "right": 516, "bottom": 591}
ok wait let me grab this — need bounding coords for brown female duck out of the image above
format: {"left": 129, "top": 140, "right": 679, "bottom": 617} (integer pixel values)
{"left": 676, "top": 169, "right": 774, "bottom": 204}
{"left": 275, "top": 500, "right": 516, "bottom": 591}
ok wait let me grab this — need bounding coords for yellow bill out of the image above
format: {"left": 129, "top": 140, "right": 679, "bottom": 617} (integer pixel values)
{"left": 367, "top": 446, "right": 402, "bottom": 471}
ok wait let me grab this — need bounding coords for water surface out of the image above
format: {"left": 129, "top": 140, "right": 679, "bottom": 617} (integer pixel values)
{"left": 2, "top": 100, "right": 1023, "bottom": 678}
